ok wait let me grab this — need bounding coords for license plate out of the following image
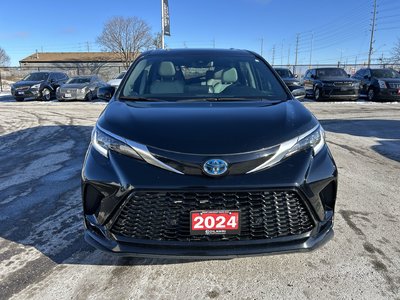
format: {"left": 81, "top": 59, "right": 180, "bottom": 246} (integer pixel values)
{"left": 341, "top": 87, "right": 350, "bottom": 91}
{"left": 64, "top": 93, "right": 72, "bottom": 98}
{"left": 190, "top": 210, "right": 240, "bottom": 235}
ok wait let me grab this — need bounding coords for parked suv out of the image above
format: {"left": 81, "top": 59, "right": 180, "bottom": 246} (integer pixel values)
{"left": 303, "top": 67, "right": 359, "bottom": 101}
{"left": 11, "top": 71, "right": 68, "bottom": 101}
{"left": 82, "top": 48, "right": 337, "bottom": 258}
{"left": 352, "top": 68, "right": 400, "bottom": 101}
{"left": 274, "top": 67, "right": 306, "bottom": 100}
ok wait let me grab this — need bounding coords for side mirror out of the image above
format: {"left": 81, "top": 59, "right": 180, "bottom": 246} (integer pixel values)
{"left": 97, "top": 86, "right": 115, "bottom": 101}
{"left": 291, "top": 88, "right": 305, "bottom": 100}
{"left": 311, "top": 74, "right": 316, "bottom": 79}
{"left": 294, "top": 74, "right": 298, "bottom": 78}
{"left": 348, "top": 74, "right": 351, "bottom": 78}
{"left": 364, "top": 75, "right": 370, "bottom": 80}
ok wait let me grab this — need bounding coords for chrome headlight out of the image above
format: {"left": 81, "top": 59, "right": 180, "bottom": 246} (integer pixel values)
{"left": 378, "top": 80, "right": 387, "bottom": 89}
{"left": 91, "top": 126, "right": 183, "bottom": 174}
{"left": 285, "top": 126, "right": 325, "bottom": 157}
{"left": 247, "top": 125, "right": 325, "bottom": 174}
{"left": 31, "top": 83, "right": 40, "bottom": 89}
{"left": 91, "top": 127, "right": 141, "bottom": 159}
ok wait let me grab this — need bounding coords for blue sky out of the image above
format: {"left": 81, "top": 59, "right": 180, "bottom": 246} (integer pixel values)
{"left": 1, "top": 0, "right": 399, "bottom": 66}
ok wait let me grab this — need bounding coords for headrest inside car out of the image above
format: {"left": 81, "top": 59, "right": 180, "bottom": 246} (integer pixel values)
{"left": 159, "top": 61, "right": 176, "bottom": 77}
{"left": 222, "top": 68, "right": 238, "bottom": 83}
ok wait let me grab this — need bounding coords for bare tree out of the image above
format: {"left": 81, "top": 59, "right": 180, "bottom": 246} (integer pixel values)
{"left": 97, "top": 16, "right": 153, "bottom": 69}
{"left": 0, "top": 47, "right": 10, "bottom": 66}
{"left": 152, "top": 32, "right": 164, "bottom": 49}
{"left": 391, "top": 38, "right": 400, "bottom": 64}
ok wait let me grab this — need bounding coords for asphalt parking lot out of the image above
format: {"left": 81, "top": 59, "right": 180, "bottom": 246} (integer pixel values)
{"left": 0, "top": 95, "right": 400, "bottom": 299}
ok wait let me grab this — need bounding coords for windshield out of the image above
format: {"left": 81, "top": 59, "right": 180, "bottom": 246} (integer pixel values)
{"left": 23, "top": 72, "right": 49, "bottom": 81}
{"left": 275, "top": 68, "right": 294, "bottom": 78}
{"left": 116, "top": 72, "right": 127, "bottom": 79}
{"left": 316, "top": 68, "right": 348, "bottom": 78}
{"left": 66, "top": 77, "right": 91, "bottom": 84}
{"left": 120, "top": 54, "right": 288, "bottom": 101}
{"left": 371, "top": 69, "right": 400, "bottom": 79}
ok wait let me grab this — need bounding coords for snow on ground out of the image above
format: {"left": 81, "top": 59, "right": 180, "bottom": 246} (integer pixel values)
{"left": 1, "top": 79, "right": 14, "bottom": 93}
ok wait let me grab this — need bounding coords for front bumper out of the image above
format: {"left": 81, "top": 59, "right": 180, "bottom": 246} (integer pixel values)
{"left": 321, "top": 87, "right": 359, "bottom": 100}
{"left": 57, "top": 90, "right": 87, "bottom": 100}
{"left": 82, "top": 144, "right": 338, "bottom": 258}
{"left": 374, "top": 88, "right": 400, "bottom": 101}
{"left": 11, "top": 88, "right": 41, "bottom": 99}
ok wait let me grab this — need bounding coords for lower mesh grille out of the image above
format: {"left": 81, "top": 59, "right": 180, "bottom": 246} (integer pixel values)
{"left": 111, "top": 191, "right": 314, "bottom": 242}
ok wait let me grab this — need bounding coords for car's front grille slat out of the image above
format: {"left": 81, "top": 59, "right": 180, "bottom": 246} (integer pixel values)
{"left": 111, "top": 191, "right": 314, "bottom": 242}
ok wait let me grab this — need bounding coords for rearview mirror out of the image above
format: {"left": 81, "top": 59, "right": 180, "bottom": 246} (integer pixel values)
{"left": 97, "top": 86, "right": 115, "bottom": 101}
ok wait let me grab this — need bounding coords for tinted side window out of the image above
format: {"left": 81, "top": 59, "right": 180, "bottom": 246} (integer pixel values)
{"left": 355, "top": 69, "right": 363, "bottom": 78}
{"left": 48, "top": 73, "right": 56, "bottom": 81}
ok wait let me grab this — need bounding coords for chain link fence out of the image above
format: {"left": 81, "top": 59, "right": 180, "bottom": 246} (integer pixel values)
{"left": 272, "top": 63, "right": 400, "bottom": 81}
{"left": 1, "top": 63, "right": 400, "bottom": 93}
{"left": 0, "top": 65, "right": 127, "bottom": 92}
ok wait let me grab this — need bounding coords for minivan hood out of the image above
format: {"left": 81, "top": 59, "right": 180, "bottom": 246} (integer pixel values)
{"left": 97, "top": 100, "right": 318, "bottom": 154}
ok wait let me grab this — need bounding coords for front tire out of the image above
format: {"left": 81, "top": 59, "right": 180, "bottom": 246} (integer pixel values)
{"left": 314, "top": 87, "right": 322, "bottom": 101}
{"left": 367, "top": 88, "right": 376, "bottom": 101}
{"left": 41, "top": 88, "right": 51, "bottom": 101}
{"left": 85, "top": 91, "right": 93, "bottom": 101}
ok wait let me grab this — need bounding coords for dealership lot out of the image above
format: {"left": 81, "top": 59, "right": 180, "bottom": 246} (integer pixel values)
{"left": 0, "top": 98, "right": 399, "bottom": 299}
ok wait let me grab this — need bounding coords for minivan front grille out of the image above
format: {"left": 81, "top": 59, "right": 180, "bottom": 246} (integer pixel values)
{"left": 111, "top": 190, "right": 315, "bottom": 242}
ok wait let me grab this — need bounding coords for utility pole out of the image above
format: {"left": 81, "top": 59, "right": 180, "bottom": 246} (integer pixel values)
{"left": 280, "top": 40, "right": 284, "bottom": 65}
{"left": 309, "top": 32, "right": 314, "bottom": 69}
{"left": 294, "top": 34, "right": 299, "bottom": 74}
{"left": 368, "top": 0, "right": 377, "bottom": 67}
{"left": 260, "top": 38, "right": 264, "bottom": 57}
{"left": 287, "top": 45, "right": 291, "bottom": 67}
{"left": 212, "top": 38, "right": 216, "bottom": 48}
{"left": 87, "top": 41, "right": 90, "bottom": 52}
{"left": 161, "top": 0, "right": 165, "bottom": 49}
{"left": 272, "top": 45, "right": 276, "bottom": 66}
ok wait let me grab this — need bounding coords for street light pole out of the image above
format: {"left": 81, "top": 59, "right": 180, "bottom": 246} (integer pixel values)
{"left": 161, "top": 0, "right": 165, "bottom": 49}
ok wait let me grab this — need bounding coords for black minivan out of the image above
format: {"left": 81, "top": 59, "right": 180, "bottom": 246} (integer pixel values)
{"left": 82, "top": 49, "right": 337, "bottom": 258}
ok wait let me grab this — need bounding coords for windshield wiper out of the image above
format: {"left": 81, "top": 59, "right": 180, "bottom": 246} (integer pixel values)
{"left": 119, "top": 96, "right": 166, "bottom": 102}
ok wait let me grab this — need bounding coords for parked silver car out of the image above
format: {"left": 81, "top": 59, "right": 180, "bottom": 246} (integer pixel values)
{"left": 57, "top": 75, "right": 107, "bottom": 101}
